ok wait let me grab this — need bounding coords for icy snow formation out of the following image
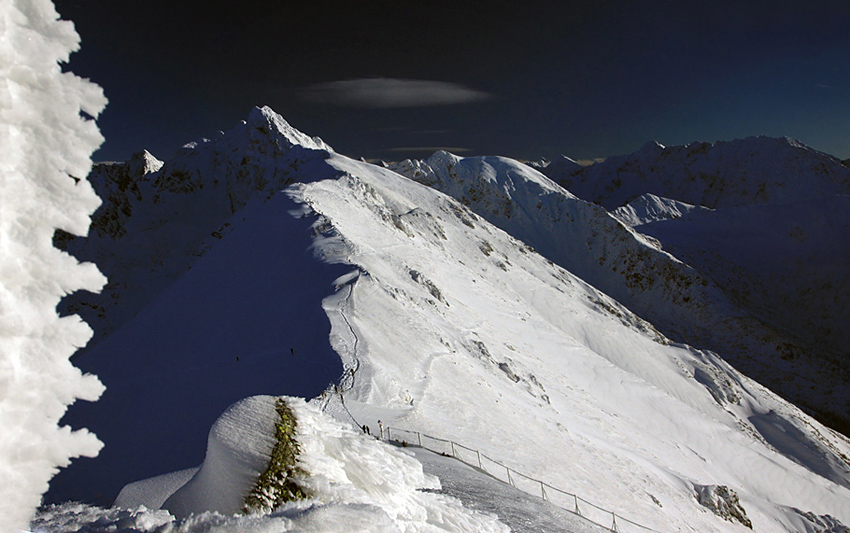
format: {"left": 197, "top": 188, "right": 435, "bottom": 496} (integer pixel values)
{"left": 161, "top": 396, "right": 280, "bottom": 518}
{"left": 0, "top": 0, "right": 107, "bottom": 530}
{"left": 36, "top": 396, "right": 509, "bottom": 533}
{"left": 40, "top": 107, "right": 850, "bottom": 532}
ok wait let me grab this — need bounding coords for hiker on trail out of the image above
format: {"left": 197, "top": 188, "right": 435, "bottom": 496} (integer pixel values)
{"left": 362, "top": 425, "right": 371, "bottom": 435}
{"left": 378, "top": 420, "right": 384, "bottom": 439}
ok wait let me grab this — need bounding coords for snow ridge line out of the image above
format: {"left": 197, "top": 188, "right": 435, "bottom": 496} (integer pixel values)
{"left": 318, "top": 272, "right": 363, "bottom": 427}
{"left": 386, "top": 426, "right": 666, "bottom": 533}
{"left": 337, "top": 277, "right": 361, "bottom": 392}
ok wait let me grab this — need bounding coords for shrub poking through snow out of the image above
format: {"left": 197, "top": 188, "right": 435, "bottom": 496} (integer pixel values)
{"left": 243, "top": 397, "right": 308, "bottom": 513}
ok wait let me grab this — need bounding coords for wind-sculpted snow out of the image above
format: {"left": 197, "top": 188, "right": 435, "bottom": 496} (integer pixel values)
{"left": 36, "top": 396, "right": 510, "bottom": 533}
{"left": 0, "top": 0, "right": 107, "bottom": 530}
{"left": 40, "top": 106, "right": 850, "bottom": 532}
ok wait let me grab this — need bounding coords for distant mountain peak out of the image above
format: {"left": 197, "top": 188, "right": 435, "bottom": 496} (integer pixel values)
{"left": 246, "top": 105, "right": 332, "bottom": 153}
{"left": 127, "top": 150, "right": 163, "bottom": 176}
{"left": 639, "top": 140, "right": 666, "bottom": 153}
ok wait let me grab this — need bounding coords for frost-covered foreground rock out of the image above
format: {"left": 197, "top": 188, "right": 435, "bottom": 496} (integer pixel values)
{"left": 35, "top": 396, "right": 508, "bottom": 533}
{"left": 41, "top": 107, "right": 850, "bottom": 532}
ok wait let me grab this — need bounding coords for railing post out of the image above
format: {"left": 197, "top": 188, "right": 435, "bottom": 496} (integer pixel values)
{"left": 477, "top": 450, "right": 482, "bottom": 469}
{"left": 507, "top": 468, "right": 514, "bottom": 487}
{"left": 575, "top": 495, "right": 581, "bottom": 516}
{"left": 417, "top": 431, "right": 422, "bottom": 446}
{"left": 611, "top": 513, "right": 618, "bottom": 532}
{"left": 450, "top": 441, "right": 456, "bottom": 458}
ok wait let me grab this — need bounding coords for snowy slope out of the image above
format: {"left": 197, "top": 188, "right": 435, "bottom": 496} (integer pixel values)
{"left": 612, "top": 193, "right": 710, "bottom": 226}
{"left": 387, "top": 151, "right": 847, "bottom": 437}
{"left": 636, "top": 195, "right": 850, "bottom": 366}
{"left": 45, "top": 108, "right": 850, "bottom": 533}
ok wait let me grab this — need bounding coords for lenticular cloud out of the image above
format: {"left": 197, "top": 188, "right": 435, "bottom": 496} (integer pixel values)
{"left": 0, "top": 0, "right": 107, "bottom": 530}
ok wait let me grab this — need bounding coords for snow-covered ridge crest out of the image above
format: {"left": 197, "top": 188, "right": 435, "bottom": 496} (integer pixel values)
{"left": 39, "top": 107, "right": 850, "bottom": 532}
{"left": 302, "top": 153, "right": 850, "bottom": 531}
{"left": 246, "top": 105, "right": 332, "bottom": 153}
{"left": 613, "top": 193, "right": 710, "bottom": 226}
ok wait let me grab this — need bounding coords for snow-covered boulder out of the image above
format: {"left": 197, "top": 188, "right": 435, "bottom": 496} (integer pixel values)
{"left": 162, "top": 396, "right": 284, "bottom": 518}
{"left": 99, "top": 395, "right": 508, "bottom": 532}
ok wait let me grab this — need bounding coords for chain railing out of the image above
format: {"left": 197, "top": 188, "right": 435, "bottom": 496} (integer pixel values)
{"left": 386, "top": 426, "right": 666, "bottom": 533}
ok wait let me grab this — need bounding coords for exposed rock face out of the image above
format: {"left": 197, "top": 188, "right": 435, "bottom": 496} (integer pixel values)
{"left": 695, "top": 484, "right": 752, "bottom": 529}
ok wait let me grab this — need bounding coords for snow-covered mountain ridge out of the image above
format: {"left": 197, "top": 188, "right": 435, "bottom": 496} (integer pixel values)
{"left": 388, "top": 150, "right": 850, "bottom": 439}
{"left": 528, "top": 137, "right": 850, "bottom": 434}
{"left": 545, "top": 137, "right": 850, "bottom": 210}
{"left": 56, "top": 107, "right": 335, "bottom": 345}
{"left": 45, "top": 107, "right": 850, "bottom": 532}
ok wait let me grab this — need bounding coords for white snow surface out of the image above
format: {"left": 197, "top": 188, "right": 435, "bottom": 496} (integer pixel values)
{"left": 34, "top": 107, "right": 850, "bottom": 532}
{"left": 0, "top": 0, "right": 106, "bottom": 531}
{"left": 35, "top": 396, "right": 509, "bottom": 533}
{"left": 612, "top": 193, "right": 710, "bottom": 226}
{"left": 161, "top": 395, "right": 279, "bottom": 519}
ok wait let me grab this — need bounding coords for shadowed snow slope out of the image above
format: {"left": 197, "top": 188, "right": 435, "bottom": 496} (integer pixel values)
{"left": 45, "top": 108, "right": 850, "bottom": 532}
{"left": 47, "top": 187, "right": 348, "bottom": 505}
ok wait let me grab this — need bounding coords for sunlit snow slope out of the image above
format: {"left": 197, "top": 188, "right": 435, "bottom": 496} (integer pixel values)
{"left": 51, "top": 107, "right": 850, "bottom": 533}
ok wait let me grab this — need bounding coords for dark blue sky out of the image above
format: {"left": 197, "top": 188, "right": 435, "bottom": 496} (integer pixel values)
{"left": 55, "top": 0, "right": 850, "bottom": 163}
